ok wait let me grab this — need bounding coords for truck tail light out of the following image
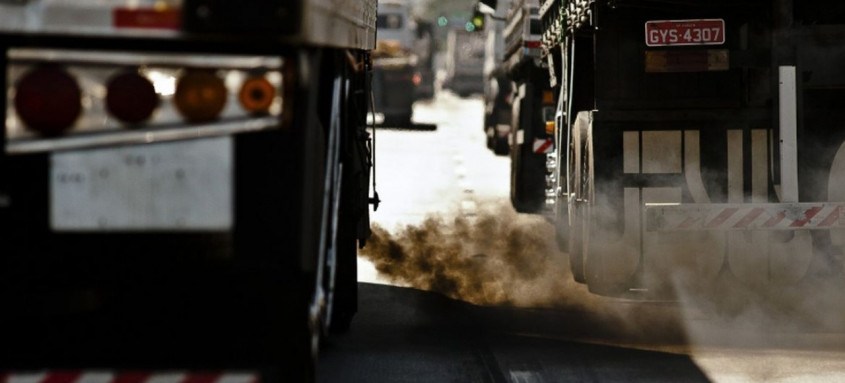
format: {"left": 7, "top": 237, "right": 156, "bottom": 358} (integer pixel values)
{"left": 106, "top": 71, "right": 159, "bottom": 125}
{"left": 13, "top": 65, "right": 81, "bottom": 136}
{"left": 174, "top": 69, "right": 228, "bottom": 123}
{"left": 524, "top": 41, "right": 542, "bottom": 49}
{"left": 238, "top": 75, "right": 275, "bottom": 115}
{"left": 6, "top": 49, "right": 286, "bottom": 154}
{"left": 412, "top": 72, "right": 422, "bottom": 86}
{"left": 542, "top": 90, "right": 554, "bottom": 105}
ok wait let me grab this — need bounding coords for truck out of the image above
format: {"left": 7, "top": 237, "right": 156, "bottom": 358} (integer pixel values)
{"left": 0, "top": 0, "right": 376, "bottom": 381}
{"left": 531, "top": 0, "right": 845, "bottom": 297}
{"left": 501, "top": 0, "right": 557, "bottom": 214}
{"left": 443, "top": 29, "right": 486, "bottom": 97}
{"left": 412, "top": 19, "right": 436, "bottom": 102}
{"left": 479, "top": 0, "right": 514, "bottom": 155}
{"left": 372, "top": 0, "right": 417, "bottom": 126}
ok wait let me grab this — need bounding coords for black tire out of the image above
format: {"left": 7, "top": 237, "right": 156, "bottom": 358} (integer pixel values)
{"left": 493, "top": 135, "right": 509, "bottom": 156}
{"left": 555, "top": 201, "right": 570, "bottom": 252}
{"left": 330, "top": 234, "right": 357, "bottom": 333}
{"left": 329, "top": 52, "right": 370, "bottom": 333}
{"left": 568, "top": 118, "right": 591, "bottom": 283}
{"left": 383, "top": 112, "right": 412, "bottom": 128}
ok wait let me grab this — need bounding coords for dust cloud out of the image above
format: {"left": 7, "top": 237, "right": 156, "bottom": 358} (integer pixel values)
{"left": 361, "top": 199, "right": 845, "bottom": 352}
{"left": 359, "top": 201, "right": 689, "bottom": 346}
{"left": 361, "top": 203, "right": 577, "bottom": 307}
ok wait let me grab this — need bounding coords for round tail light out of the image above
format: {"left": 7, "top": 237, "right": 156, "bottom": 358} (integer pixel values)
{"left": 174, "top": 69, "right": 228, "bottom": 123}
{"left": 13, "top": 65, "right": 81, "bottom": 136}
{"left": 238, "top": 75, "right": 275, "bottom": 115}
{"left": 106, "top": 71, "right": 159, "bottom": 125}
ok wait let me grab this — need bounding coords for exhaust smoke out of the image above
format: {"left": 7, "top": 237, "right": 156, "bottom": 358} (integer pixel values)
{"left": 361, "top": 203, "right": 574, "bottom": 307}
{"left": 360, "top": 201, "right": 691, "bottom": 346}
{"left": 361, "top": 200, "right": 845, "bottom": 355}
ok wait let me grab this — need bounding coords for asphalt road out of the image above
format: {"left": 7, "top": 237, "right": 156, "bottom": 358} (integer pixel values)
{"left": 319, "top": 283, "right": 709, "bottom": 383}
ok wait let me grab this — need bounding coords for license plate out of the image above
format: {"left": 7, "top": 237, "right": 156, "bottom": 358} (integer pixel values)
{"left": 645, "top": 19, "right": 725, "bottom": 47}
{"left": 51, "top": 137, "right": 233, "bottom": 231}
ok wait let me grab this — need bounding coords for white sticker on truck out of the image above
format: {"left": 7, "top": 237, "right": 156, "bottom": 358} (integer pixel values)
{"left": 50, "top": 137, "right": 233, "bottom": 231}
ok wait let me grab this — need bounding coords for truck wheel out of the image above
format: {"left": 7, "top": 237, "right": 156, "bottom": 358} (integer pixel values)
{"left": 493, "top": 135, "right": 509, "bottom": 156}
{"left": 555, "top": 199, "right": 570, "bottom": 253}
{"left": 567, "top": 121, "right": 590, "bottom": 283}
{"left": 510, "top": 131, "right": 545, "bottom": 213}
{"left": 330, "top": 232, "right": 357, "bottom": 333}
{"left": 396, "top": 111, "right": 413, "bottom": 127}
{"left": 329, "top": 61, "right": 365, "bottom": 334}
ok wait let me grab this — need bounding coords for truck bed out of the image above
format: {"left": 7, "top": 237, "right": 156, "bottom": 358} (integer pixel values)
{"left": 0, "top": 0, "right": 377, "bottom": 51}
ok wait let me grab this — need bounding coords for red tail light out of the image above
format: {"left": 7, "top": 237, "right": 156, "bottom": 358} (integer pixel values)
{"left": 412, "top": 73, "right": 422, "bottom": 86}
{"left": 13, "top": 65, "right": 81, "bottom": 136}
{"left": 106, "top": 71, "right": 159, "bottom": 125}
{"left": 174, "top": 69, "right": 227, "bottom": 123}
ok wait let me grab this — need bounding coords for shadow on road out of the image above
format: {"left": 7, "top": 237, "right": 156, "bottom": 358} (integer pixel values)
{"left": 318, "top": 283, "right": 710, "bottom": 383}
{"left": 376, "top": 122, "right": 438, "bottom": 131}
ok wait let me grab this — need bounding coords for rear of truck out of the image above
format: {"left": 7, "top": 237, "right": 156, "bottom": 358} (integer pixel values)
{"left": 372, "top": 0, "right": 416, "bottom": 126}
{"left": 544, "top": 0, "right": 845, "bottom": 297}
{"left": 444, "top": 29, "right": 486, "bottom": 97}
{"left": 0, "top": 0, "right": 376, "bottom": 381}
{"left": 480, "top": 0, "right": 514, "bottom": 155}
{"left": 503, "top": 0, "right": 556, "bottom": 214}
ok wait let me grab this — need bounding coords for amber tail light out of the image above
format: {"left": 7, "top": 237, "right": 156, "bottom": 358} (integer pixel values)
{"left": 174, "top": 69, "right": 227, "bottom": 123}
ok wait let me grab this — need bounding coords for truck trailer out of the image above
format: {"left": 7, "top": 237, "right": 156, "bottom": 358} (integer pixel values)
{"left": 0, "top": 0, "right": 376, "bottom": 381}
{"left": 500, "top": 0, "right": 845, "bottom": 297}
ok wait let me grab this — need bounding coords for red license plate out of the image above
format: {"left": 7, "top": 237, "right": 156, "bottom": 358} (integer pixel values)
{"left": 645, "top": 19, "right": 725, "bottom": 47}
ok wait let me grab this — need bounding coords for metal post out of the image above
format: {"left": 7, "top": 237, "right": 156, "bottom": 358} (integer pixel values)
{"left": 779, "top": 65, "right": 799, "bottom": 202}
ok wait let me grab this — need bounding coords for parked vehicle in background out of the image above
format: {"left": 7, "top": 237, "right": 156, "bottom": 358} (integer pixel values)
{"left": 413, "top": 19, "right": 436, "bottom": 102}
{"left": 0, "top": 0, "right": 376, "bottom": 381}
{"left": 480, "top": 0, "right": 513, "bottom": 155}
{"left": 373, "top": 0, "right": 417, "bottom": 126}
{"left": 443, "top": 29, "right": 486, "bottom": 97}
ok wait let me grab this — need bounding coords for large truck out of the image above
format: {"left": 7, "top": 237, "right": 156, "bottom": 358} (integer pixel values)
{"left": 502, "top": 0, "right": 556, "bottom": 213}
{"left": 373, "top": 0, "right": 417, "bottom": 126}
{"left": 443, "top": 29, "right": 486, "bottom": 97}
{"left": 0, "top": 0, "right": 376, "bottom": 381}
{"left": 412, "top": 19, "right": 436, "bottom": 102}
{"left": 480, "top": 0, "right": 513, "bottom": 155}
{"left": 530, "top": 0, "right": 845, "bottom": 297}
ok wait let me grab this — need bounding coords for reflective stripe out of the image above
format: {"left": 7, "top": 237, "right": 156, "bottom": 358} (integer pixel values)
{"left": 533, "top": 138, "right": 554, "bottom": 154}
{"left": 5, "top": 372, "right": 48, "bottom": 383}
{"left": 0, "top": 373, "right": 259, "bottom": 383}
{"left": 646, "top": 203, "right": 845, "bottom": 232}
{"left": 75, "top": 373, "right": 114, "bottom": 383}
